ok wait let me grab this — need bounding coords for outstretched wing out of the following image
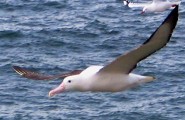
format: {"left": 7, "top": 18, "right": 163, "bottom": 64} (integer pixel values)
{"left": 12, "top": 66, "right": 82, "bottom": 80}
{"left": 98, "top": 6, "right": 178, "bottom": 74}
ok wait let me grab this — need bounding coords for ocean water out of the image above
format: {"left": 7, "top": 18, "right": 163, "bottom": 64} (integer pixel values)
{"left": 0, "top": 0, "right": 185, "bottom": 119}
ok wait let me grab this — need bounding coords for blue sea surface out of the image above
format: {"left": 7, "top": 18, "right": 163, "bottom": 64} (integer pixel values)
{"left": 0, "top": 0, "right": 185, "bottom": 119}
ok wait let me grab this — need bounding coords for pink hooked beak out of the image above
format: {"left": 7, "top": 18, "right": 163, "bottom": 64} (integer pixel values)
{"left": 49, "top": 83, "right": 65, "bottom": 97}
{"left": 141, "top": 11, "right": 145, "bottom": 14}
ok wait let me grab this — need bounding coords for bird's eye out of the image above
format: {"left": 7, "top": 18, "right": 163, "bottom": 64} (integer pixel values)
{"left": 68, "top": 80, "right": 71, "bottom": 83}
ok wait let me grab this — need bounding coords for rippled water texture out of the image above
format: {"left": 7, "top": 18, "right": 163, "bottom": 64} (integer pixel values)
{"left": 0, "top": 0, "right": 185, "bottom": 119}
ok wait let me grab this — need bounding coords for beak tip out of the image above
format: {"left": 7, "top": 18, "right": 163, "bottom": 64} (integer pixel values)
{"left": 48, "top": 91, "right": 54, "bottom": 97}
{"left": 48, "top": 83, "right": 65, "bottom": 97}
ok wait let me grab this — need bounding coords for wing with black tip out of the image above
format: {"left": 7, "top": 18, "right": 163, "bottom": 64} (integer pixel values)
{"left": 98, "top": 6, "right": 178, "bottom": 74}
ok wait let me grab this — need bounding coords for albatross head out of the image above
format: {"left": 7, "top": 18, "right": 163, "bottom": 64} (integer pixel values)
{"left": 49, "top": 75, "right": 84, "bottom": 97}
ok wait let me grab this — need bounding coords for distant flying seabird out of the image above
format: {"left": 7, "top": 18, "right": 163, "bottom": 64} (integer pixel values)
{"left": 123, "top": 0, "right": 181, "bottom": 13}
{"left": 13, "top": 6, "right": 179, "bottom": 97}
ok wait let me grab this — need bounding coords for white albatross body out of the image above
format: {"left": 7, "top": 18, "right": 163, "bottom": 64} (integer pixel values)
{"left": 52, "top": 66, "right": 154, "bottom": 94}
{"left": 12, "top": 6, "right": 179, "bottom": 97}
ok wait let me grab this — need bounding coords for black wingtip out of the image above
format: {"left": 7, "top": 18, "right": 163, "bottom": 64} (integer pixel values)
{"left": 123, "top": 0, "right": 130, "bottom": 6}
{"left": 12, "top": 65, "right": 20, "bottom": 70}
{"left": 12, "top": 65, "right": 53, "bottom": 80}
{"left": 143, "top": 6, "right": 179, "bottom": 45}
{"left": 162, "top": 5, "right": 178, "bottom": 26}
{"left": 12, "top": 65, "right": 21, "bottom": 71}
{"left": 12, "top": 65, "right": 24, "bottom": 75}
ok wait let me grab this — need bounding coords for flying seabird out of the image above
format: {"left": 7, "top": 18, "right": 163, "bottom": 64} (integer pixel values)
{"left": 123, "top": 0, "right": 181, "bottom": 13}
{"left": 13, "top": 6, "right": 179, "bottom": 97}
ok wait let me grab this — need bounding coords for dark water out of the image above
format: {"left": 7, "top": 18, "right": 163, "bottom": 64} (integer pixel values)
{"left": 0, "top": 0, "right": 185, "bottom": 119}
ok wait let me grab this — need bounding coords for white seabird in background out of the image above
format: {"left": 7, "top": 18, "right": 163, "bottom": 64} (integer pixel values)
{"left": 123, "top": 0, "right": 181, "bottom": 13}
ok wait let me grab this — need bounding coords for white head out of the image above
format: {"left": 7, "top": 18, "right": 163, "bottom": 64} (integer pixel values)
{"left": 49, "top": 75, "right": 84, "bottom": 97}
